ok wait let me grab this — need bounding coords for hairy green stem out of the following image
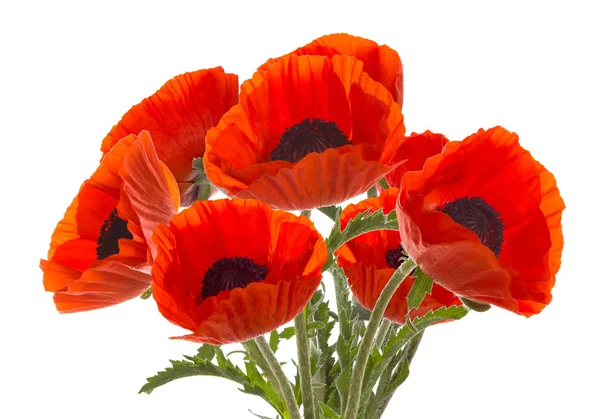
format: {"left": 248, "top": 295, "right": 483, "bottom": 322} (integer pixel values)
{"left": 374, "top": 319, "right": 392, "bottom": 350}
{"left": 254, "top": 335, "right": 301, "bottom": 419}
{"left": 373, "top": 331, "right": 425, "bottom": 419}
{"left": 343, "top": 258, "right": 417, "bottom": 419}
{"left": 242, "top": 340, "right": 283, "bottom": 398}
{"left": 294, "top": 310, "right": 317, "bottom": 419}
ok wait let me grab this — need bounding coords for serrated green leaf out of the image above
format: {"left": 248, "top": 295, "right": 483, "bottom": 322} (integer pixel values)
{"left": 351, "top": 300, "right": 372, "bottom": 322}
{"left": 324, "top": 208, "right": 399, "bottom": 271}
{"left": 335, "top": 365, "right": 352, "bottom": 413}
{"left": 413, "top": 305, "right": 469, "bottom": 329}
{"left": 140, "top": 347, "right": 285, "bottom": 418}
{"left": 460, "top": 297, "right": 492, "bottom": 312}
{"left": 269, "top": 330, "right": 280, "bottom": 353}
{"left": 307, "top": 321, "right": 326, "bottom": 330}
{"left": 319, "top": 401, "right": 341, "bottom": 419}
{"left": 279, "top": 327, "right": 295, "bottom": 340}
{"left": 407, "top": 268, "right": 434, "bottom": 312}
{"left": 386, "top": 359, "right": 409, "bottom": 396}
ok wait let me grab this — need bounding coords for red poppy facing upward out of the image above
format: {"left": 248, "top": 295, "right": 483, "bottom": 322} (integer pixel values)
{"left": 41, "top": 131, "right": 180, "bottom": 313}
{"left": 380, "top": 130, "right": 449, "bottom": 189}
{"left": 335, "top": 188, "right": 461, "bottom": 324}
{"left": 151, "top": 199, "right": 327, "bottom": 345}
{"left": 397, "top": 126, "right": 565, "bottom": 316}
{"left": 260, "top": 33, "right": 404, "bottom": 107}
{"left": 204, "top": 54, "right": 405, "bottom": 211}
{"left": 101, "top": 67, "right": 239, "bottom": 205}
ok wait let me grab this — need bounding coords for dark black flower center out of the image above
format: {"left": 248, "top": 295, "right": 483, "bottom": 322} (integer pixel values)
{"left": 271, "top": 118, "right": 351, "bottom": 163}
{"left": 385, "top": 245, "right": 407, "bottom": 269}
{"left": 96, "top": 208, "right": 133, "bottom": 260}
{"left": 440, "top": 196, "right": 504, "bottom": 257}
{"left": 200, "top": 256, "right": 268, "bottom": 301}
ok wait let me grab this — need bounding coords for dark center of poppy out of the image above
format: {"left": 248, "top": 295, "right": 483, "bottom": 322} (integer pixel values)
{"left": 440, "top": 196, "right": 504, "bottom": 257}
{"left": 96, "top": 208, "right": 133, "bottom": 260}
{"left": 385, "top": 245, "right": 407, "bottom": 269}
{"left": 271, "top": 117, "right": 351, "bottom": 163}
{"left": 200, "top": 256, "right": 268, "bottom": 301}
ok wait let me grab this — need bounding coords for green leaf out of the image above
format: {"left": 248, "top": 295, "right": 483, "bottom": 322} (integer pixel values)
{"left": 324, "top": 208, "right": 399, "bottom": 271}
{"left": 407, "top": 268, "right": 434, "bottom": 312}
{"left": 319, "top": 401, "right": 341, "bottom": 419}
{"left": 248, "top": 410, "right": 278, "bottom": 419}
{"left": 413, "top": 305, "right": 469, "bottom": 329}
{"left": 279, "top": 327, "right": 295, "bottom": 340}
{"left": 307, "top": 321, "right": 326, "bottom": 331}
{"left": 385, "top": 359, "right": 409, "bottom": 396}
{"left": 317, "top": 205, "right": 341, "bottom": 222}
{"left": 460, "top": 297, "right": 492, "bottom": 312}
{"left": 335, "top": 365, "right": 352, "bottom": 413}
{"left": 140, "top": 287, "right": 152, "bottom": 299}
{"left": 140, "top": 347, "right": 286, "bottom": 418}
{"left": 269, "top": 330, "right": 280, "bottom": 353}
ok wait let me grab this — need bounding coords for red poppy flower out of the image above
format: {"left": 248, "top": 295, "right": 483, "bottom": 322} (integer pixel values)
{"left": 100, "top": 67, "right": 239, "bottom": 205}
{"left": 151, "top": 198, "right": 327, "bottom": 345}
{"left": 335, "top": 188, "right": 461, "bottom": 324}
{"left": 380, "top": 130, "right": 449, "bottom": 189}
{"left": 397, "top": 126, "right": 565, "bottom": 316}
{"left": 261, "top": 33, "right": 404, "bottom": 107}
{"left": 41, "top": 131, "right": 180, "bottom": 313}
{"left": 204, "top": 54, "right": 405, "bottom": 211}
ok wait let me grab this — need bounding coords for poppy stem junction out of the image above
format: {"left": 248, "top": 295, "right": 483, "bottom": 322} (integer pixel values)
{"left": 343, "top": 257, "right": 417, "bottom": 419}
{"left": 254, "top": 335, "right": 302, "bottom": 419}
{"left": 293, "top": 309, "right": 317, "bottom": 419}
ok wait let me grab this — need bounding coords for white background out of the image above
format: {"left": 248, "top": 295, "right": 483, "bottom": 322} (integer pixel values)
{"left": 1, "top": 1, "right": 598, "bottom": 418}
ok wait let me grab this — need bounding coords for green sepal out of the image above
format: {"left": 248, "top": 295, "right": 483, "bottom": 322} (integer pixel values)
{"left": 377, "top": 177, "right": 390, "bottom": 189}
{"left": 460, "top": 297, "right": 492, "bottom": 312}
{"left": 140, "top": 287, "right": 152, "bottom": 299}
{"left": 317, "top": 205, "right": 341, "bottom": 222}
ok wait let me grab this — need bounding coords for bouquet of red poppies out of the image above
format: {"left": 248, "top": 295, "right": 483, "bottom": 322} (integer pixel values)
{"left": 40, "top": 33, "right": 564, "bottom": 419}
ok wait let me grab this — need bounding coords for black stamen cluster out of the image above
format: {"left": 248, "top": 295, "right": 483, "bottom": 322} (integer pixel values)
{"left": 271, "top": 117, "right": 351, "bottom": 163}
{"left": 200, "top": 256, "right": 268, "bottom": 301}
{"left": 440, "top": 196, "right": 504, "bottom": 257}
{"left": 96, "top": 208, "right": 133, "bottom": 260}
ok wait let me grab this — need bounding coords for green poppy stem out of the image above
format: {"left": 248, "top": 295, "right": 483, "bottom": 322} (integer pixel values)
{"left": 343, "top": 257, "right": 417, "bottom": 419}
{"left": 294, "top": 308, "right": 317, "bottom": 419}
{"left": 254, "top": 335, "right": 302, "bottom": 419}
{"left": 374, "top": 319, "right": 392, "bottom": 350}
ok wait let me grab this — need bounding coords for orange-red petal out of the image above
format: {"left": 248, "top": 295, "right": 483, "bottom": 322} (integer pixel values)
{"left": 381, "top": 131, "right": 449, "bottom": 189}
{"left": 100, "top": 67, "right": 239, "bottom": 199}
{"left": 41, "top": 131, "right": 178, "bottom": 313}
{"left": 335, "top": 189, "right": 460, "bottom": 324}
{"left": 397, "top": 126, "right": 565, "bottom": 316}
{"left": 204, "top": 54, "right": 405, "bottom": 210}
{"left": 261, "top": 33, "right": 404, "bottom": 107}
{"left": 151, "top": 198, "right": 327, "bottom": 344}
